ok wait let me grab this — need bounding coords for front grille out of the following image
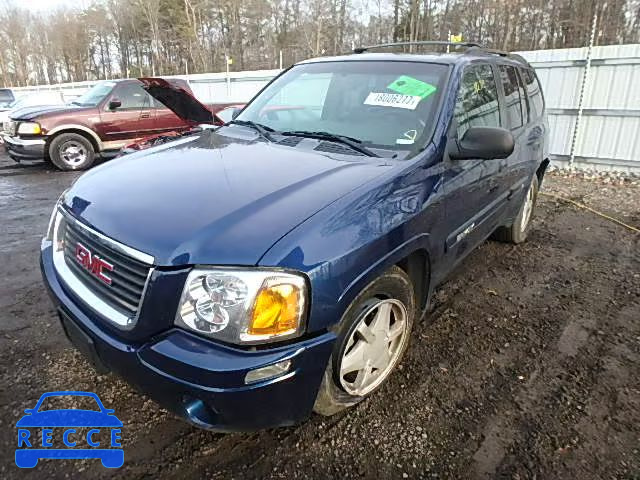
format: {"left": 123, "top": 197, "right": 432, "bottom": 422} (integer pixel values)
{"left": 62, "top": 218, "right": 152, "bottom": 318}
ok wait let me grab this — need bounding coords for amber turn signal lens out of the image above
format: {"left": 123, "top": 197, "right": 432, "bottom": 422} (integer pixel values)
{"left": 249, "top": 283, "right": 302, "bottom": 336}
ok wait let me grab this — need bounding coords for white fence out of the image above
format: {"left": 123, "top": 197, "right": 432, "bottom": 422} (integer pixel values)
{"left": 10, "top": 69, "right": 280, "bottom": 104}
{"left": 519, "top": 44, "right": 640, "bottom": 173}
{"left": 10, "top": 44, "right": 640, "bottom": 172}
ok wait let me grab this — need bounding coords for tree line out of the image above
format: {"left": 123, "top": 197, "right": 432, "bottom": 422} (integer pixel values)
{"left": 0, "top": 0, "right": 638, "bottom": 87}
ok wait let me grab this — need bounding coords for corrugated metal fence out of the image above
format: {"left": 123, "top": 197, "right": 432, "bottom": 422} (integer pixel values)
{"left": 10, "top": 69, "right": 281, "bottom": 105}
{"left": 10, "top": 44, "right": 640, "bottom": 172}
{"left": 519, "top": 44, "right": 640, "bottom": 173}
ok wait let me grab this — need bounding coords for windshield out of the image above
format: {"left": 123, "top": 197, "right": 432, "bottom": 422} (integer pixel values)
{"left": 237, "top": 61, "right": 448, "bottom": 151}
{"left": 0, "top": 89, "right": 14, "bottom": 108}
{"left": 71, "top": 81, "right": 116, "bottom": 107}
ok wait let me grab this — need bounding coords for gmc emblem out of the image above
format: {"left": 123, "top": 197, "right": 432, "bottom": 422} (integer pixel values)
{"left": 75, "top": 242, "right": 114, "bottom": 285}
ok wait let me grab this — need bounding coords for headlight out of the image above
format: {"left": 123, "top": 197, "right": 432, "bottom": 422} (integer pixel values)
{"left": 175, "top": 268, "right": 307, "bottom": 345}
{"left": 17, "top": 122, "right": 42, "bottom": 135}
{"left": 45, "top": 191, "right": 66, "bottom": 241}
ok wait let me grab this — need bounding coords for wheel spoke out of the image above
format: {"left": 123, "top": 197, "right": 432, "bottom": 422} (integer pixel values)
{"left": 372, "top": 347, "right": 392, "bottom": 370}
{"left": 387, "top": 320, "right": 404, "bottom": 341}
{"left": 371, "top": 302, "right": 392, "bottom": 334}
{"left": 356, "top": 321, "right": 376, "bottom": 344}
{"left": 340, "top": 340, "right": 368, "bottom": 375}
{"left": 351, "top": 365, "right": 371, "bottom": 392}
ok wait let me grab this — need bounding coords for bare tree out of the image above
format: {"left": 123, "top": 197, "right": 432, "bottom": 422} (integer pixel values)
{"left": 0, "top": 0, "right": 637, "bottom": 86}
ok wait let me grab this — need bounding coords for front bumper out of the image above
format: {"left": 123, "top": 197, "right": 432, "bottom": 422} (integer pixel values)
{"left": 4, "top": 135, "right": 46, "bottom": 160}
{"left": 40, "top": 242, "right": 336, "bottom": 431}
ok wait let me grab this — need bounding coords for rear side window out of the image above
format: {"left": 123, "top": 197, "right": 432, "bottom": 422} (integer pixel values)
{"left": 523, "top": 69, "right": 544, "bottom": 119}
{"left": 498, "top": 65, "right": 524, "bottom": 129}
{"left": 454, "top": 64, "right": 500, "bottom": 139}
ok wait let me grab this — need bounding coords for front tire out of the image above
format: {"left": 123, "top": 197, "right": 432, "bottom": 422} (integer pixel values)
{"left": 49, "top": 133, "right": 96, "bottom": 171}
{"left": 313, "top": 266, "right": 415, "bottom": 416}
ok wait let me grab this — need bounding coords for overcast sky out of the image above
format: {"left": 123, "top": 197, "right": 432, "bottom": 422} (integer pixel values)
{"left": 10, "top": 0, "right": 390, "bottom": 20}
{"left": 7, "top": 0, "right": 86, "bottom": 11}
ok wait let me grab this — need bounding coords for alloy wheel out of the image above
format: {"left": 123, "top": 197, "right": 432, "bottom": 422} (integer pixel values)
{"left": 520, "top": 180, "right": 535, "bottom": 233}
{"left": 339, "top": 298, "right": 409, "bottom": 396}
{"left": 60, "top": 141, "right": 87, "bottom": 167}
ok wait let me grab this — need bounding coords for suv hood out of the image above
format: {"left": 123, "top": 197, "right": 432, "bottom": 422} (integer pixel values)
{"left": 10, "top": 104, "right": 85, "bottom": 121}
{"left": 63, "top": 128, "right": 392, "bottom": 267}
{"left": 139, "top": 77, "right": 213, "bottom": 124}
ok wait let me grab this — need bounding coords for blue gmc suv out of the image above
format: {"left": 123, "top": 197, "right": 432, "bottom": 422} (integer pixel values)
{"left": 41, "top": 42, "right": 549, "bottom": 431}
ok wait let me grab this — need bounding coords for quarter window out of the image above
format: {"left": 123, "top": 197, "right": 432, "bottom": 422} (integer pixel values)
{"left": 498, "top": 65, "right": 524, "bottom": 129}
{"left": 454, "top": 64, "right": 500, "bottom": 139}
{"left": 516, "top": 68, "right": 529, "bottom": 123}
{"left": 523, "top": 69, "right": 544, "bottom": 119}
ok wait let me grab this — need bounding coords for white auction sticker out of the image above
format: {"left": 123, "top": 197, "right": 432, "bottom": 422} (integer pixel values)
{"left": 364, "top": 92, "right": 421, "bottom": 110}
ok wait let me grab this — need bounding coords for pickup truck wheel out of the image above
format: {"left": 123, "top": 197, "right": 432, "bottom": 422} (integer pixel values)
{"left": 313, "top": 266, "right": 415, "bottom": 416}
{"left": 49, "top": 133, "right": 96, "bottom": 171}
{"left": 494, "top": 175, "right": 539, "bottom": 244}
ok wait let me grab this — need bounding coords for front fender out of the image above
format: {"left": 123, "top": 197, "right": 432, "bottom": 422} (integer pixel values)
{"left": 260, "top": 152, "right": 444, "bottom": 333}
{"left": 46, "top": 124, "right": 103, "bottom": 149}
{"left": 336, "top": 233, "right": 431, "bottom": 306}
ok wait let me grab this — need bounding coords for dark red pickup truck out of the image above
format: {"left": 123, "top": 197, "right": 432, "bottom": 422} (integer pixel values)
{"left": 2, "top": 78, "right": 214, "bottom": 170}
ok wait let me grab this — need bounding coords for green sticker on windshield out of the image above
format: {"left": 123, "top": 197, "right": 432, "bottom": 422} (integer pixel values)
{"left": 387, "top": 76, "right": 437, "bottom": 99}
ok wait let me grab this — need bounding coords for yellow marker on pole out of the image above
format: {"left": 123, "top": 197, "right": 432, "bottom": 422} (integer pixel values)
{"left": 450, "top": 34, "right": 463, "bottom": 43}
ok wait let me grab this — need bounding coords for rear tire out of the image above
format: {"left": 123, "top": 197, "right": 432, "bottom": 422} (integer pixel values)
{"left": 493, "top": 175, "right": 539, "bottom": 244}
{"left": 313, "top": 266, "right": 415, "bottom": 416}
{"left": 49, "top": 133, "right": 96, "bottom": 171}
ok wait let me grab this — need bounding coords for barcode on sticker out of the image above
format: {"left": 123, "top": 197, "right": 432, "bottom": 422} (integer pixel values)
{"left": 364, "top": 92, "right": 421, "bottom": 110}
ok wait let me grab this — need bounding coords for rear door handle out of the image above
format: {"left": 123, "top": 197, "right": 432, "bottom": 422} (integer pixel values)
{"left": 140, "top": 112, "right": 151, "bottom": 119}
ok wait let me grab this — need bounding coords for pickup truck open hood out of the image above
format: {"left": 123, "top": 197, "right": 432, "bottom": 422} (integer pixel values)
{"left": 139, "top": 77, "right": 213, "bottom": 125}
{"left": 63, "top": 127, "right": 392, "bottom": 267}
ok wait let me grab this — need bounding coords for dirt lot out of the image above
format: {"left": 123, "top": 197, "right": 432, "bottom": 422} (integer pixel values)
{"left": 0, "top": 155, "right": 638, "bottom": 479}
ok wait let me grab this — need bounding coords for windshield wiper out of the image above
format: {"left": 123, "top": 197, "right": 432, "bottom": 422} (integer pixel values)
{"left": 228, "top": 120, "right": 275, "bottom": 142}
{"left": 280, "top": 130, "right": 379, "bottom": 157}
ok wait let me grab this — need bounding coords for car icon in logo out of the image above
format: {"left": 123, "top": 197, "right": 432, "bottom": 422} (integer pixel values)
{"left": 15, "top": 391, "right": 123, "bottom": 468}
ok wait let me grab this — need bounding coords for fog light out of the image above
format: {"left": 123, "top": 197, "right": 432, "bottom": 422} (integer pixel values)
{"left": 244, "top": 359, "right": 292, "bottom": 384}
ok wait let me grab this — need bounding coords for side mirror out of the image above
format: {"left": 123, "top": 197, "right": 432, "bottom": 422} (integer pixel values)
{"left": 108, "top": 99, "right": 122, "bottom": 111}
{"left": 449, "top": 126, "right": 514, "bottom": 160}
{"left": 230, "top": 107, "right": 242, "bottom": 120}
{"left": 24, "top": 408, "right": 34, "bottom": 414}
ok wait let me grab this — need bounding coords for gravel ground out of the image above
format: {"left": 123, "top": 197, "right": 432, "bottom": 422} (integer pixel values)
{"left": 0, "top": 156, "right": 638, "bottom": 479}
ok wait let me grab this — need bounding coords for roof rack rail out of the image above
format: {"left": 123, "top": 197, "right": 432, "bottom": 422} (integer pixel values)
{"left": 465, "top": 46, "right": 530, "bottom": 65}
{"left": 353, "top": 41, "right": 483, "bottom": 54}
{"left": 467, "top": 46, "right": 508, "bottom": 56}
